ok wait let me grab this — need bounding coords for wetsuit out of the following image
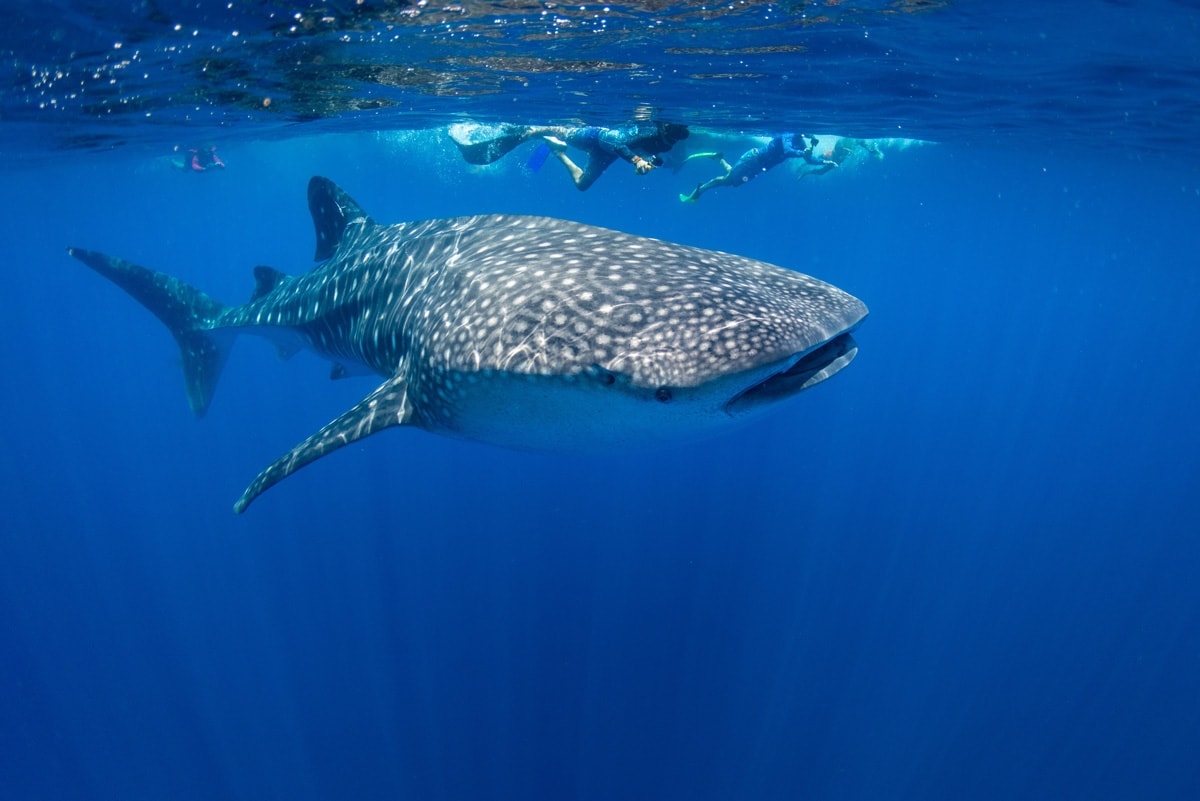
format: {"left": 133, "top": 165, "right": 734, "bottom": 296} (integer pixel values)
{"left": 563, "top": 122, "right": 687, "bottom": 190}
{"left": 727, "top": 136, "right": 823, "bottom": 185}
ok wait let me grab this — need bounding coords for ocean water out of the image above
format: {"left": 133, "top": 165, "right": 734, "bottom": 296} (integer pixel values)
{"left": 2, "top": 2, "right": 1200, "bottom": 800}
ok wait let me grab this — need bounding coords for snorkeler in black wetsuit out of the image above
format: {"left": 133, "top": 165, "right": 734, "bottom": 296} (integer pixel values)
{"left": 447, "top": 120, "right": 690, "bottom": 190}
{"left": 680, "top": 134, "right": 834, "bottom": 203}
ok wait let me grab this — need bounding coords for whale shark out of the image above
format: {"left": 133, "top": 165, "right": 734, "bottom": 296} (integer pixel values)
{"left": 69, "top": 177, "right": 868, "bottom": 513}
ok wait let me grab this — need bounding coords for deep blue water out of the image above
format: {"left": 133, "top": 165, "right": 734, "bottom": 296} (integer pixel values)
{"left": 3, "top": 3, "right": 1200, "bottom": 801}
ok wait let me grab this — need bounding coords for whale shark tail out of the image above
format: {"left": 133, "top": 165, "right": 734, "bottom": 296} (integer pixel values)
{"left": 67, "top": 248, "right": 234, "bottom": 418}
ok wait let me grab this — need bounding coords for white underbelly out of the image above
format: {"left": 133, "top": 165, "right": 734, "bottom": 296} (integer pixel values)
{"left": 420, "top": 366, "right": 777, "bottom": 453}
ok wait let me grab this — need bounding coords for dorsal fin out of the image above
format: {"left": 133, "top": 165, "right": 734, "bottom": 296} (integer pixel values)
{"left": 250, "top": 265, "right": 288, "bottom": 302}
{"left": 308, "top": 176, "right": 375, "bottom": 262}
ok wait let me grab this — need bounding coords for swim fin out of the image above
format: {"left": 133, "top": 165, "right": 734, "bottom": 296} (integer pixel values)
{"left": 525, "top": 143, "right": 551, "bottom": 172}
{"left": 448, "top": 122, "right": 531, "bottom": 165}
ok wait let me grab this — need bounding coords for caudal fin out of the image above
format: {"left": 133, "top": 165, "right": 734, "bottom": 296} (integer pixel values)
{"left": 68, "top": 248, "right": 233, "bottom": 418}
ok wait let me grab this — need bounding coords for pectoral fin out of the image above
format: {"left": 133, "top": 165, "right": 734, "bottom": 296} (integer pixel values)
{"left": 233, "top": 375, "right": 413, "bottom": 514}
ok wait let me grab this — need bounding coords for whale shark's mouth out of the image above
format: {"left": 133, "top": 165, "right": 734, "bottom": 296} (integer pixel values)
{"left": 725, "top": 332, "right": 859, "bottom": 416}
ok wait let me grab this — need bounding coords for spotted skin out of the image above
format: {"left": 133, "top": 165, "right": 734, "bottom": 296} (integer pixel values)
{"left": 69, "top": 177, "right": 867, "bottom": 513}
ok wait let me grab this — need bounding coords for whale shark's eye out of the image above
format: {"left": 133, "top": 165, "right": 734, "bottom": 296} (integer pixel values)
{"left": 655, "top": 387, "right": 672, "bottom": 402}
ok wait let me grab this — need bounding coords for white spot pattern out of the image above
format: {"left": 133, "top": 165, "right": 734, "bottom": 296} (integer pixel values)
{"left": 221, "top": 211, "right": 866, "bottom": 430}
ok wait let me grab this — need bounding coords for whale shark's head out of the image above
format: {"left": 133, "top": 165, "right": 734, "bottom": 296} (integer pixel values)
{"left": 395, "top": 216, "right": 869, "bottom": 450}
{"left": 592, "top": 297, "right": 864, "bottom": 444}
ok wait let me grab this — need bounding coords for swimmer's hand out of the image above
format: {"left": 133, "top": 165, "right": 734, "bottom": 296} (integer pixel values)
{"left": 633, "top": 156, "right": 654, "bottom": 175}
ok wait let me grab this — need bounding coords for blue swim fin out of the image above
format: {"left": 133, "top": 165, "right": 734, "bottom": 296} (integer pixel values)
{"left": 525, "top": 143, "right": 551, "bottom": 173}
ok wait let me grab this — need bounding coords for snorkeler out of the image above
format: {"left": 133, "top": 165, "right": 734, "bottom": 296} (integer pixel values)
{"left": 538, "top": 121, "right": 690, "bottom": 190}
{"left": 173, "top": 144, "right": 225, "bottom": 172}
{"left": 679, "top": 133, "right": 835, "bottom": 203}
{"left": 796, "top": 136, "right": 885, "bottom": 181}
{"left": 448, "top": 120, "right": 690, "bottom": 190}
{"left": 829, "top": 137, "right": 884, "bottom": 163}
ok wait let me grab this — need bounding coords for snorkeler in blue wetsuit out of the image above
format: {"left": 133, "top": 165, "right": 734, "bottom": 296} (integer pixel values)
{"left": 540, "top": 122, "right": 690, "bottom": 190}
{"left": 448, "top": 120, "right": 690, "bottom": 190}
{"left": 679, "top": 133, "right": 836, "bottom": 203}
